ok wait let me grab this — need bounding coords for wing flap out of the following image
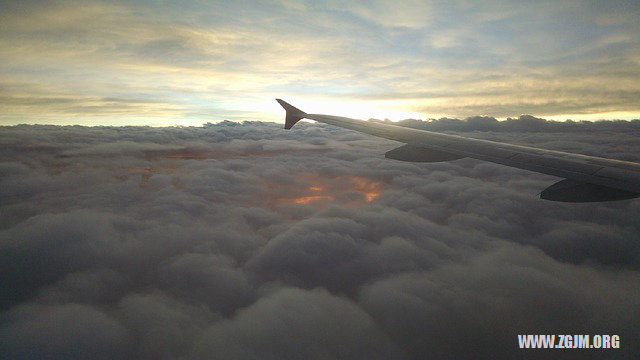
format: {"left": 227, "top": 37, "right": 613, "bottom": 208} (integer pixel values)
{"left": 508, "top": 153, "right": 603, "bottom": 175}
{"left": 540, "top": 179, "right": 640, "bottom": 202}
{"left": 385, "top": 144, "right": 464, "bottom": 162}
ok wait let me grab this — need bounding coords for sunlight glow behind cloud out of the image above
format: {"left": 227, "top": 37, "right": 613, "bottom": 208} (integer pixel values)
{"left": 1, "top": 0, "right": 639, "bottom": 125}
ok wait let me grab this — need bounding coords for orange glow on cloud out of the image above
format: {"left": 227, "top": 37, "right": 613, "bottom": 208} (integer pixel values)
{"left": 279, "top": 175, "right": 383, "bottom": 205}
{"left": 349, "top": 176, "right": 382, "bottom": 202}
{"left": 124, "top": 153, "right": 384, "bottom": 205}
{"left": 292, "top": 195, "right": 334, "bottom": 204}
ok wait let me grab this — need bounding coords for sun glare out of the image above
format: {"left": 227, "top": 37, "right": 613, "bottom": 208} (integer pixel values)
{"left": 265, "top": 97, "right": 423, "bottom": 124}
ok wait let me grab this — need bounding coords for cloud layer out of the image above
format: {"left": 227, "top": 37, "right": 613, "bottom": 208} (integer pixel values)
{"left": 1, "top": 119, "right": 639, "bottom": 359}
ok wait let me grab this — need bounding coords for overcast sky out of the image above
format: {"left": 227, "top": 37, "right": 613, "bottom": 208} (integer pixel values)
{"left": 1, "top": 0, "right": 640, "bottom": 125}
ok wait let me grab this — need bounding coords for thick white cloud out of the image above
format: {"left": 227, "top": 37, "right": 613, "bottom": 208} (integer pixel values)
{"left": 1, "top": 120, "right": 639, "bottom": 358}
{"left": 1, "top": 303, "right": 132, "bottom": 359}
{"left": 192, "top": 287, "right": 405, "bottom": 360}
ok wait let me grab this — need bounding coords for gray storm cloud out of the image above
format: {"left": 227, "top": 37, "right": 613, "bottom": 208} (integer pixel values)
{"left": 1, "top": 119, "right": 639, "bottom": 359}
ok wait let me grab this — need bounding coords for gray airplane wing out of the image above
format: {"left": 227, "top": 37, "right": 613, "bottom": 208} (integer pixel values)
{"left": 277, "top": 99, "right": 640, "bottom": 202}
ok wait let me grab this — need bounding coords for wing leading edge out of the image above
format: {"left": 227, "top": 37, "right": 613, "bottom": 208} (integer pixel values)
{"left": 276, "top": 99, "right": 640, "bottom": 202}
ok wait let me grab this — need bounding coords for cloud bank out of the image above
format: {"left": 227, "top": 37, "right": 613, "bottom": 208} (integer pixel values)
{"left": 1, "top": 119, "right": 639, "bottom": 359}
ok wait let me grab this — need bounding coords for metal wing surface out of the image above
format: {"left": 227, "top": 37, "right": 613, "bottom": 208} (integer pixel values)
{"left": 277, "top": 99, "right": 640, "bottom": 202}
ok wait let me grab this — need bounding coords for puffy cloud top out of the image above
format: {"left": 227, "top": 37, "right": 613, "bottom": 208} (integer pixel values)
{"left": 1, "top": 120, "right": 639, "bottom": 359}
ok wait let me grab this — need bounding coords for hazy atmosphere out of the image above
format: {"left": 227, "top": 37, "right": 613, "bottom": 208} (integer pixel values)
{"left": 2, "top": 1, "right": 640, "bottom": 359}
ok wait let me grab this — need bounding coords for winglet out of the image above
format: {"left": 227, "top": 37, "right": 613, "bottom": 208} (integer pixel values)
{"left": 276, "top": 99, "right": 307, "bottom": 129}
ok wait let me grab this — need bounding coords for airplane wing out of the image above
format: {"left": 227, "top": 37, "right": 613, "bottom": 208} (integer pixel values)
{"left": 276, "top": 99, "right": 640, "bottom": 202}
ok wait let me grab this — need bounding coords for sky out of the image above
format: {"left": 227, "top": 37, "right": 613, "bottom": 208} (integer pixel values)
{"left": 1, "top": 120, "right": 640, "bottom": 359}
{"left": 1, "top": 0, "right": 640, "bottom": 126}
{"left": 2, "top": 1, "right": 640, "bottom": 359}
